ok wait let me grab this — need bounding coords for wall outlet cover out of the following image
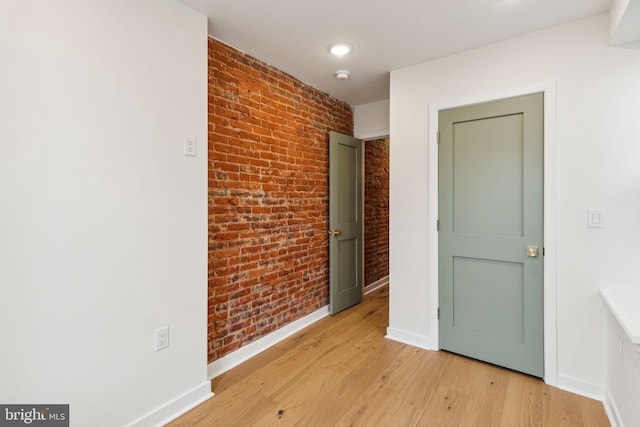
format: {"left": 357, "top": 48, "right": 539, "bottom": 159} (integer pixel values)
{"left": 184, "top": 136, "right": 196, "bottom": 157}
{"left": 155, "top": 326, "right": 170, "bottom": 352}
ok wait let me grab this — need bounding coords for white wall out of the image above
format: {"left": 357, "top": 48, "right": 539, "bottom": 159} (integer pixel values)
{"left": 0, "top": 1, "right": 210, "bottom": 425}
{"left": 354, "top": 99, "right": 390, "bottom": 140}
{"left": 610, "top": 0, "right": 640, "bottom": 47}
{"left": 389, "top": 13, "right": 640, "bottom": 397}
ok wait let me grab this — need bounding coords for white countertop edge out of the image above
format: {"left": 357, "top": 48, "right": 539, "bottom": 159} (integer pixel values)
{"left": 600, "top": 289, "right": 640, "bottom": 346}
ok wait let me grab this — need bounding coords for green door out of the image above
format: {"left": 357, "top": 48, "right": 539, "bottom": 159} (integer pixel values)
{"left": 329, "top": 131, "right": 363, "bottom": 315}
{"left": 438, "top": 93, "right": 544, "bottom": 377}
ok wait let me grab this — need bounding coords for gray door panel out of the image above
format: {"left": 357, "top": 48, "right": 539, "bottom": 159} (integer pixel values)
{"left": 439, "top": 93, "right": 544, "bottom": 377}
{"left": 329, "top": 131, "right": 363, "bottom": 315}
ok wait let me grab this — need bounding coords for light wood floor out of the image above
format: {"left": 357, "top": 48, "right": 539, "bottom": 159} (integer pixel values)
{"left": 170, "top": 286, "right": 609, "bottom": 426}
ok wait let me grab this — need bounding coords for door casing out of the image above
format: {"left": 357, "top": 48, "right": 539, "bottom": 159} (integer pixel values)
{"left": 428, "top": 82, "right": 559, "bottom": 386}
{"left": 438, "top": 93, "right": 544, "bottom": 377}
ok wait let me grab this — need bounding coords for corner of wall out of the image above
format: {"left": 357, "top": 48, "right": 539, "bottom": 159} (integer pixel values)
{"left": 207, "top": 305, "right": 329, "bottom": 380}
{"left": 128, "top": 383, "right": 213, "bottom": 427}
{"left": 556, "top": 374, "right": 605, "bottom": 402}
{"left": 385, "top": 327, "right": 433, "bottom": 351}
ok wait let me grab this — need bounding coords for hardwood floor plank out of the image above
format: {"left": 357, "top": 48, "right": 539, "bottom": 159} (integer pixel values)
{"left": 458, "top": 357, "right": 510, "bottom": 426}
{"left": 293, "top": 338, "right": 406, "bottom": 426}
{"left": 169, "top": 286, "right": 609, "bottom": 427}
{"left": 321, "top": 345, "right": 431, "bottom": 426}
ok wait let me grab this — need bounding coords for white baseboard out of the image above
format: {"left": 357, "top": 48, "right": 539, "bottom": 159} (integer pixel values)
{"left": 208, "top": 305, "right": 330, "bottom": 380}
{"left": 385, "top": 326, "right": 432, "bottom": 350}
{"left": 556, "top": 373, "right": 604, "bottom": 401}
{"left": 365, "top": 276, "right": 389, "bottom": 295}
{"left": 603, "top": 388, "right": 622, "bottom": 427}
{"left": 127, "top": 381, "right": 213, "bottom": 427}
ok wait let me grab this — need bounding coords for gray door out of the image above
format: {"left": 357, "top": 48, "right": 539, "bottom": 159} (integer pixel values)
{"left": 329, "top": 131, "right": 363, "bottom": 315}
{"left": 438, "top": 93, "right": 544, "bottom": 377}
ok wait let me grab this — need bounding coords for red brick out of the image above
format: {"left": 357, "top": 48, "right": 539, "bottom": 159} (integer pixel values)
{"left": 364, "top": 138, "right": 390, "bottom": 286}
{"left": 208, "top": 38, "right": 352, "bottom": 363}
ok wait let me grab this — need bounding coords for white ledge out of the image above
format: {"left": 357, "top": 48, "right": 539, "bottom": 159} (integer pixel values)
{"left": 601, "top": 289, "right": 640, "bottom": 349}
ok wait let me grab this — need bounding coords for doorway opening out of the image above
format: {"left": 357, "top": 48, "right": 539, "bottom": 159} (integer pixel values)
{"left": 364, "top": 137, "right": 390, "bottom": 294}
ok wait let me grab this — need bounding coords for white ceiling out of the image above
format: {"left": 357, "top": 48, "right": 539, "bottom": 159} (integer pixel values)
{"left": 179, "top": 0, "right": 612, "bottom": 106}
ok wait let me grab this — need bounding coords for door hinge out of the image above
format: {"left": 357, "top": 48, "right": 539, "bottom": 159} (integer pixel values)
{"left": 437, "top": 307, "right": 440, "bottom": 320}
{"left": 437, "top": 132, "right": 440, "bottom": 144}
{"left": 543, "top": 247, "right": 545, "bottom": 256}
{"left": 437, "top": 219, "right": 440, "bottom": 231}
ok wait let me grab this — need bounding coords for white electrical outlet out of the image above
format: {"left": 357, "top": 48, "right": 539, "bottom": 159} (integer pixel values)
{"left": 184, "top": 136, "right": 196, "bottom": 157}
{"left": 619, "top": 335, "right": 624, "bottom": 362}
{"left": 155, "top": 326, "right": 170, "bottom": 352}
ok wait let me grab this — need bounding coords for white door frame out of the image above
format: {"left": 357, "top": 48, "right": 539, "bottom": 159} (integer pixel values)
{"left": 428, "top": 81, "right": 558, "bottom": 386}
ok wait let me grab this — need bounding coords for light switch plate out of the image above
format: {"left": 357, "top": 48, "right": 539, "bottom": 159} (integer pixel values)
{"left": 587, "top": 209, "right": 604, "bottom": 229}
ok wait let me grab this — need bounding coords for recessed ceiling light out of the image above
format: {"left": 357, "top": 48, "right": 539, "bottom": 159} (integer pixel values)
{"left": 335, "top": 70, "right": 350, "bottom": 80}
{"left": 330, "top": 43, "right": 352, "bottom": 56}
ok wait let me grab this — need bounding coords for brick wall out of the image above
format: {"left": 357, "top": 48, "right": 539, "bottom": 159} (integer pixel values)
{"left": 364, "top": 138, "right": 390, "bottom": 286}
{"left": 208, "top": 38, "right": 353, "bottom": 362}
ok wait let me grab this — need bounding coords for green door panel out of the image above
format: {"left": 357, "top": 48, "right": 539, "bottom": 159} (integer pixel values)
{"left": 453, "top": 257, "right": 524, "bottom": 343}
{"left": 439, "top": 93, "right": 544, "bottom": 377}
{"left": 329, "top": 131, "right": 363, "bottom": 315}
{"left": 453, "top": 114, "right": 523, "bottom": 237}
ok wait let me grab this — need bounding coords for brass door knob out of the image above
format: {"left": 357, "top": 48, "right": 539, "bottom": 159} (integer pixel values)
{"left": 328, "top": 229, "right": 342, "bottom": 237}
{"left": 527, "top": 246, "right": 539, "bottom": 257}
